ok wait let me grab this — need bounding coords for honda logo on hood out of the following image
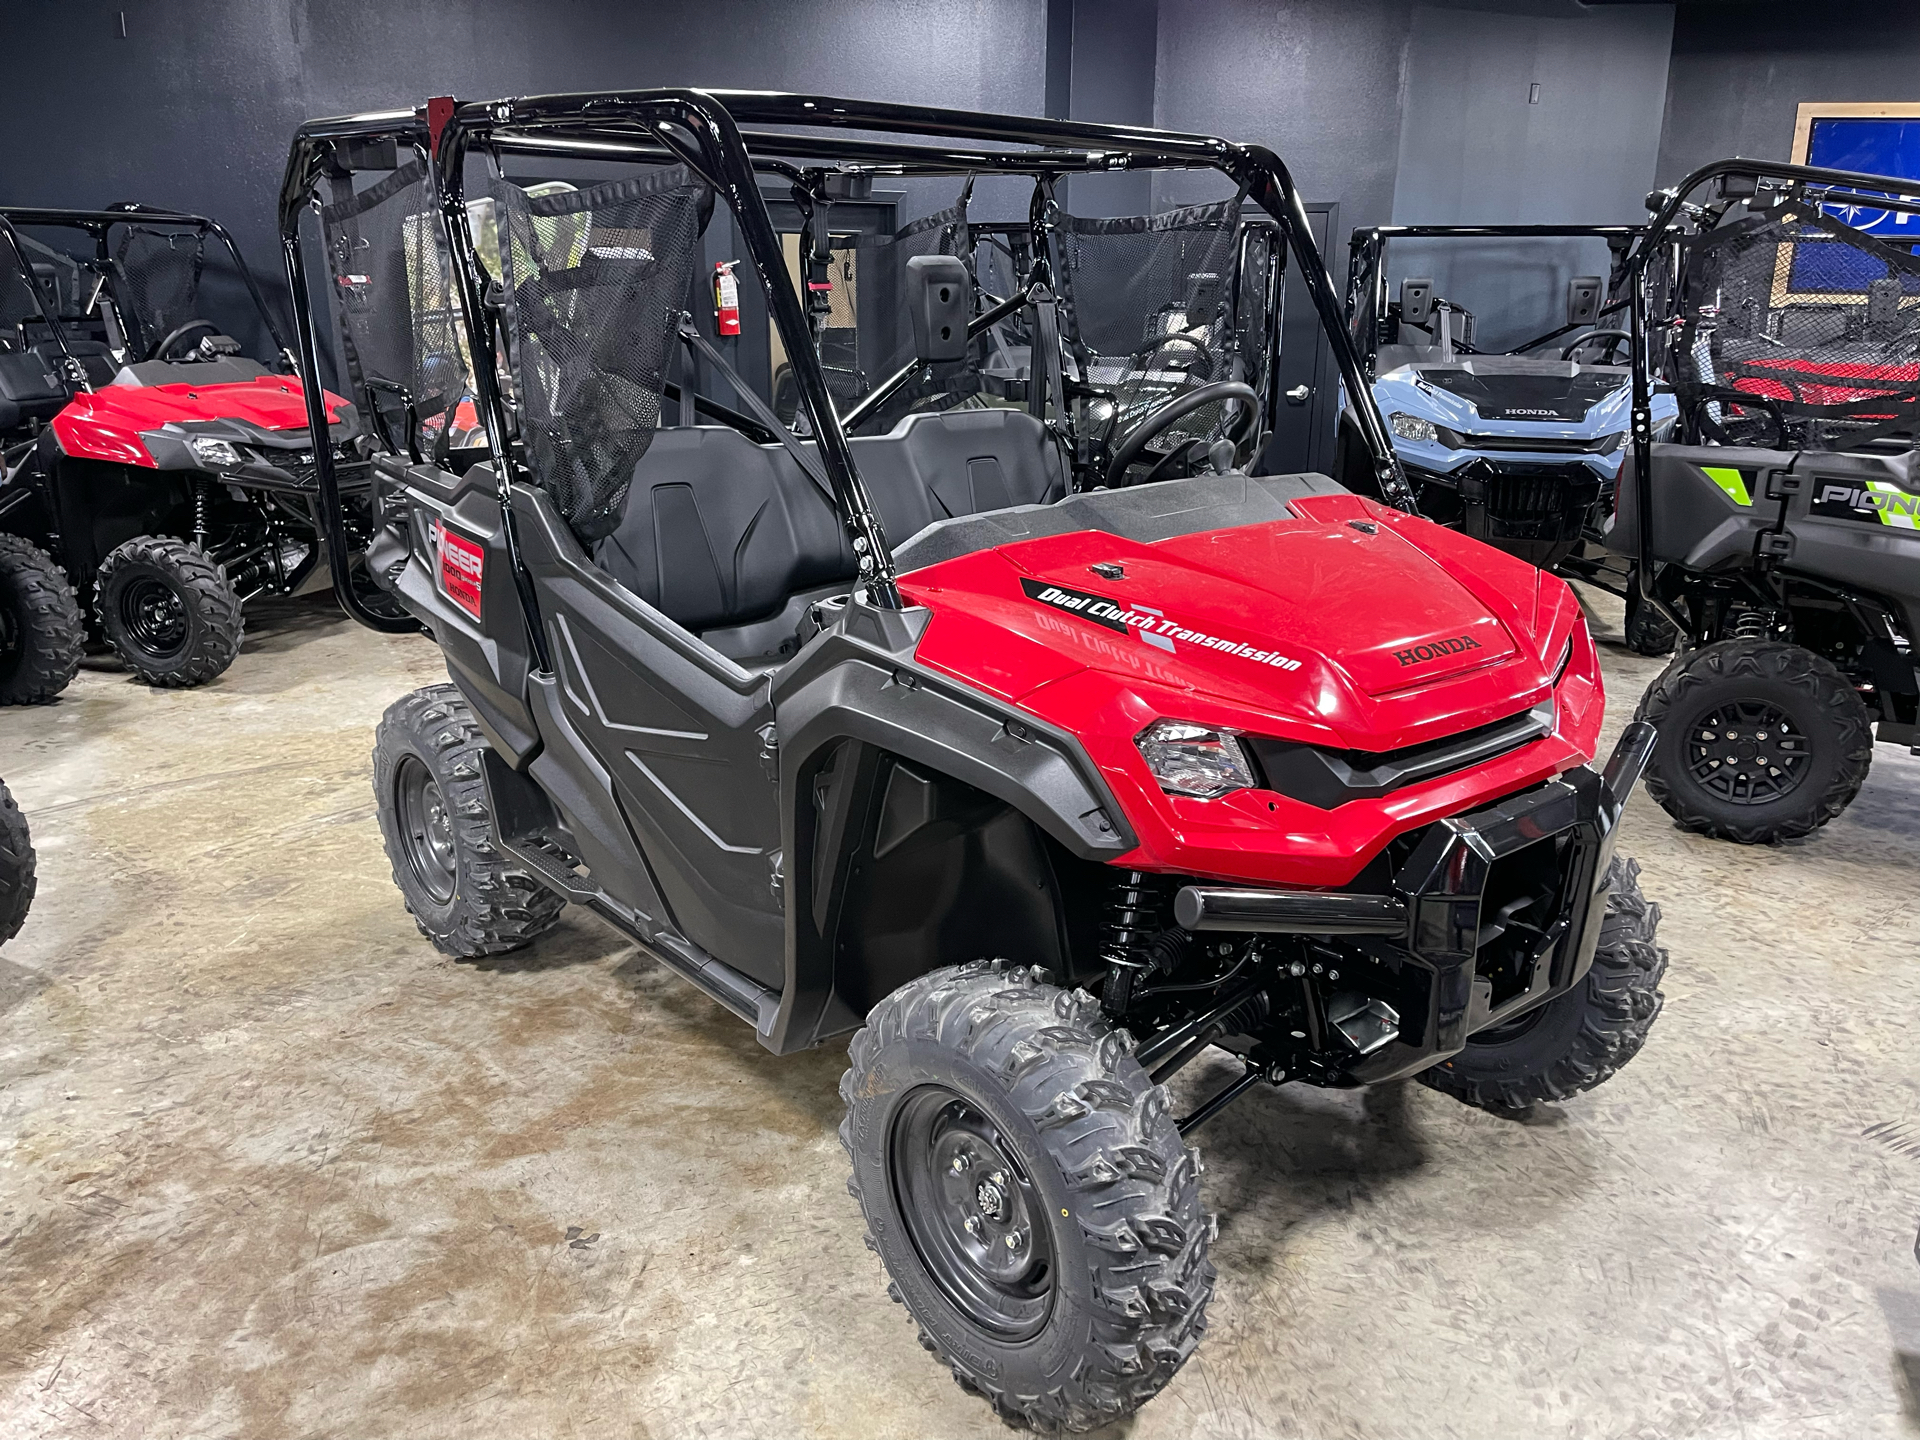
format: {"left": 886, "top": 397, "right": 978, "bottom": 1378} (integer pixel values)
{"left": 1394, "top": 634, "right": 1482, "bottom": 667}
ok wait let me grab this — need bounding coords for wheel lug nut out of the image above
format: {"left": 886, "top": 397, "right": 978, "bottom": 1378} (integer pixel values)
{"left": 950, "top": 1154, "right": 970, "bottom": 1174}
{"left": 964, "top": 1216, "right": 982, "bottom": 1237}
{"left": 1005, "top": 1230, "right": 1023, "bottom": 1250}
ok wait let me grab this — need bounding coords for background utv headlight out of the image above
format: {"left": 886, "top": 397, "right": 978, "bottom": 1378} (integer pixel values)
{"left": 187, "top": 436, "right": 242, "bottom": 470}
{"left": 1388, "top": 411, "right": 1438, "bottom": 443}
{"left": 1136, "top": 720, "right": 1257, "bottom": 798}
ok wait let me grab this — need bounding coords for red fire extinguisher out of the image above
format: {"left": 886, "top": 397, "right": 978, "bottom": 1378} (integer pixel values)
{"left": 712, "top": 260, "right": 741, "bottom": 336}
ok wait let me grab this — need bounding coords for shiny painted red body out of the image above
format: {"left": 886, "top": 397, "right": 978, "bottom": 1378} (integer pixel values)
{"left": 900, "top": 491, "right": 1602, "bottom": 889}
{"left": 49, "top": 375, "right": 347, "bottom": 467}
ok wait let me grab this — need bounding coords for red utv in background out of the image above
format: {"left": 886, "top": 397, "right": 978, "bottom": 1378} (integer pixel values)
{"left": 0, "top": 205, "right": 376, "bottom": 701}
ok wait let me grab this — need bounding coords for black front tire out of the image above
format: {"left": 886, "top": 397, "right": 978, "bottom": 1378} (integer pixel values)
{"left": 1422, "top": 855, "right": 1666, "bottom": 1111}
{"left": 94, "top": 536, "right": 244, "bottom": 688}
{"left": 1635, "top": 638, "right": 1873, "bottom": 843}
{"left": 0, "top": 779, "right": 34, "bottom": 945}
{"left": 0, "top": 533, "right": 83, "bottom": 705}
{"left": 372, "top": 684, "right": 565, "bottom": 957}
{"left": 841, "top": 960, "right": 1214, "bottom": 1433}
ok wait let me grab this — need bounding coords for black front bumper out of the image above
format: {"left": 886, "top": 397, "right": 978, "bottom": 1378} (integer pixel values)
{"left": 1178, "top": 722, "right": 1656, "bottom": 1085}
{"left": 1359, "top": 720, "right": 1654, "bottom": 1082}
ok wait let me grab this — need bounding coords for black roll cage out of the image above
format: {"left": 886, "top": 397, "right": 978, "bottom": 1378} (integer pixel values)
{"left": 1618, "top": 158, "right": 1920, "bottom": 633}
{"left": 0, "top": 203, "right": 293, "bottom": 376}
{"left": 1345, "top": 223, "right": 1647, "bottom": 378}
{"left": 278, "top": 89, "right": 1410, "bottom": 645}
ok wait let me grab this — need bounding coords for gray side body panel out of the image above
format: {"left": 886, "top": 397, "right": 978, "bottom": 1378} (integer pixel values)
{"left": 1611, "top": 444, "right": 1920, "bottom": 631}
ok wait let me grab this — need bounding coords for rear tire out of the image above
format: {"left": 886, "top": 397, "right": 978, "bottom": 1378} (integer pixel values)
{"left": 0, "top": 534, "right": 83, "bottom": 705}
{"left": 1635, "top": 639, "right": 1872, "bottom": 843}
{"left": 94, "top": 536, "right": 243, "bottom": 688}
{"left": 0, "top": 779, "right": 34, "bottom": 946}
{"left": 1421, "top": 855, "right": 1665, "bottom": 1111}
{"left": 1623, "top": 584, "right": 1678, "bottom": 656}
{"left": 372, "top": 683, "right": 565, "bottom": 957}
{"left": 841, "top": 960, "right": 1214, "bottom": 1433}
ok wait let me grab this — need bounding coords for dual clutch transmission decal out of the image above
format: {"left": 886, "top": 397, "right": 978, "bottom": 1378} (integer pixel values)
{"left": 1020, "top": 578, "right": 1302, "bottom": 671}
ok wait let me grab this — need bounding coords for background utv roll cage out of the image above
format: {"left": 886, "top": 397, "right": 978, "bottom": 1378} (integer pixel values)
{"left": 0, "top": 204, "right": 294, "bottom": 377}
{"left": 1620, "top": 158, "right": 1920, "bottom": 636}
{"left": 1346, "top": 223, "right": 1646, "bottom": 375}
{"left": 278, "top": 89, "right": 1412, "bottom": 646}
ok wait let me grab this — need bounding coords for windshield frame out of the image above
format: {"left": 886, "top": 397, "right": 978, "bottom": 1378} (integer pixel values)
{"left": 279, "top": 88, "right": 1411, "bottom": 637}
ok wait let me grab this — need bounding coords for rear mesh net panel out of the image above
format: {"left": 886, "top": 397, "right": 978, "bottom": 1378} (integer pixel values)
{"left": 838, "top": 194, "right": 975, "bottom": 430}
{"left": 112, "top": 225, "right": 206, "bottom": 356}
{"left": 320, "top": 163, "right": 473, "bottom": 452}
{"left": 1053, "top": 198, "right": 1252, "bottom": 461}
{"left": 1671, "top": 205, "right": 1920, "bottom": 449}
{"left": 492, "top": 167, "right": 709, "bottom": 540}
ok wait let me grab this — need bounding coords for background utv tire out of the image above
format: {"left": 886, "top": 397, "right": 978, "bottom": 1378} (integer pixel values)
{"left": 1422, "top": 856, "right": 1666, "bottom": 1111}
{"left": 0, "top": 780, "right": 34, "bottom": 945}
{"left": 0, "top": 534, "right": 83, "bottom": 705}
{"left": 95, "top": 536, "right": 243, "bottom": 688}
{"left": 372, "top": 684, "right": 565, "bottom": 957}
{"left": 841, "top": 960, "right": 1214, "bottom": 1434}
{"left": 1623, "top": 585, "right": 1678, "bottom": 657}
{"left": 1635, "top": 638, "right": 1872, "bottom": 844}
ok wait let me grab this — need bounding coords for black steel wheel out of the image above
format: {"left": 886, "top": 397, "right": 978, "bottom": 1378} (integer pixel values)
{"left": 94, "top": 536, "right": 243, "bottom": 688}
{"left": 890, "top": 1086, "right": 1057, "bottom": 1342}
{"left": 0, "top": 533, "right": 83, "bottom": 705}
{"left": 1635, "top": 639, "right": 1873, "bottom": 843}
{"left": 393, "top": 754, "right": 457, "bottom": 905}
{"left": 371, "top": 684, "right": 565, "bottom": 957}
{"left": 842, "top": 960, "right": 1213, "bottom": 1433}
{"left": 1682, "top": 698, "right": 1809, "bottom": 806}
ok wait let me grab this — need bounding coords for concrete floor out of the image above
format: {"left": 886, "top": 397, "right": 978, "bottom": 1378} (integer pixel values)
{"left": 1, "top": 588, "right": 1917, "bottom": 1440}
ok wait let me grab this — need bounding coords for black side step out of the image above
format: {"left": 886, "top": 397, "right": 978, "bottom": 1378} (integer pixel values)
{"left": 498, "top": 828, "right": 782, "bottom": 1037}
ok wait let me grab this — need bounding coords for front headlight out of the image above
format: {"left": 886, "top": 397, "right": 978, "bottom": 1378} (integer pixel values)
{"left": 1136, "top": 719, "right": 1257, "bottom": 799}
{"left": 1389, "top": 411, "right": 1438, "bottom": 443}
{"left": 187, "top": 436, "right": 242, "bottom": 470}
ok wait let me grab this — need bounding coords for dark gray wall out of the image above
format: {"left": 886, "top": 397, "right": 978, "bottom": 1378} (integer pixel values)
{"left": 1152, "top": 0, "right": 1413, "bottom": 222}
{"left": 1656, "top": 2, "right": 1920, "bottom": 183}
{"left": 1389, "top": 0, "right": 1672, "bottom": 351}
{"left": 0, "top": 0, "right": 1049, "bottom": 343}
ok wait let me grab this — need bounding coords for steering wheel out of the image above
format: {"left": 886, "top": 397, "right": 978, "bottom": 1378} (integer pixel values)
{"left": 1129, "top": 330, "right": 1215, "bottom": 382}
{"left": 147, "top": 319, "right": 222, "bottom": 362}
{"left": 1562, "top": 328, "right": 1632, "bottom": 363}
{"left": 1104, "top": 380, "right": 1257, "bottom": 487}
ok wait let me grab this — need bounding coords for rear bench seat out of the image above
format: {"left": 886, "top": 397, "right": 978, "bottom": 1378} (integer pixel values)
{"left": 594, "top": 407, "right": 1066, "bottom": 650}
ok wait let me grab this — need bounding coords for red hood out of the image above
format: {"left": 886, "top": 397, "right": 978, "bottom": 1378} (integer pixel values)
{"left": 901, "top": 492, "right": 1572, "bottom": 754}
{"left": 74, "top": 375, "right": 346, "bottom": 430}
{"left": 51, "top": 375, "right": 350, "bottom": 467}
{"left": 899, "top": 490, "right": 1600, "bottom": 888}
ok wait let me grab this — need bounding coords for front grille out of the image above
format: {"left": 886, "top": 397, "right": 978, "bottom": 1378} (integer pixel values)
{"left": 1444, "top": 431, "right": 1618, "bottom": 454}
{"left": 1245, "top": 701, "right": 1553, "bottom": 810}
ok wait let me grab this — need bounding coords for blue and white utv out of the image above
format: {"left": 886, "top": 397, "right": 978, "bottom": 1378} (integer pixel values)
{"left": 1340, "top": 224, "right": 1677, "bottom": 576}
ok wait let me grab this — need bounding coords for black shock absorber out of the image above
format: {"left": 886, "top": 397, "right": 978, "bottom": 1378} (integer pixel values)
{"left": 1730, "top": 606, "right": 1777, "bottom": 642}
{"left": 191, "top": 477, "right": 210, "bottom": 550}
{"left": 1099, "top": 870, "right": 1159, "bottom": 1015}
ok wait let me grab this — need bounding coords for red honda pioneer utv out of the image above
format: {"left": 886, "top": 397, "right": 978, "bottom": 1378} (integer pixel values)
{"left": 0, "top": 205, "right": 376, "bottom": 700}
{"left": 283, "top": 92, "right": 1667, "bottom": 1431}
{"left": 1611, "top": 159, "right": 1920, "bottom": 843}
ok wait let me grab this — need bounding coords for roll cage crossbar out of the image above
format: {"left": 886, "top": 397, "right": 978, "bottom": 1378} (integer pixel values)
{"left": 278, "top": 89, "right": 1411, "bottom": 645}
{"left": 1618, "top": 158, "right": 1920, "bottom": 634}
{"left": 1345, "top": 223, "right": 1646, "bottom": 376}
{"left": 0, "top": 204, "right": 293, "bottom": 365}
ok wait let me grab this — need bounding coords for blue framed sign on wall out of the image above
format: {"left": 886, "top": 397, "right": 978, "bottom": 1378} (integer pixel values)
{"left": 1783, "top": 102, "right": 1920, "bottom": 301}
{"left": 1792, "top": 102, "right": 1920, "bottom": 248}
